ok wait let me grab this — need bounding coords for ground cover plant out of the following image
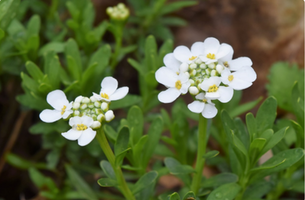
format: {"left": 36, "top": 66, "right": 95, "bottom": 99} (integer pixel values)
{"left": 0, "top": 0, "right": 304, "bottom": 200}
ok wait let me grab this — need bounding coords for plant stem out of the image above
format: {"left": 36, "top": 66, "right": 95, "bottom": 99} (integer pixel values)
{"left": 96, "top": 128, "right": 136, "bottom": 200}
{"left": 191, "top": 114, "right": 208, "bottom": 194}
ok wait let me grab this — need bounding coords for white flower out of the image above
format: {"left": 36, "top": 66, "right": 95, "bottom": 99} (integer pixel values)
{"left": 221, "top": 67, "right": 257, "bottom": 90}
{"left": 61, "top": 116, "right": 96, "bottom": 146}
{"left": 199, "top": 77, "right": 233, "bottom": 103}
{"left": 39, "top": 90, "right": 73, "bottom": 123}
{"left": 155, "top": 66, "right": 190, "bottom": 103}
{"left": 173, "top": 41, "right": 205, "bottom": 64}
{"left": 227, "top": 57, "right": 253, "bottom": 71}
{"left": 105, "top": 110, "right": 115, "bottom": 122}
{"left": 187, "top": 93, "right": 218, "bottom": 118}
{"left": 93, "top": 77, "right": 129, "bottom": 102}
{"left": 163, "top": 53, "right": 181, "bottom": 73}
{"left": 199, "top": 37, "right": 233, "bottom": 64}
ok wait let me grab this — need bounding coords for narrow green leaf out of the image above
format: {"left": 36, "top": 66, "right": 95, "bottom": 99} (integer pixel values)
{"left": 65, "top": 38, "right": 82, "bottom": 79}
{"left": 39, "top": 42, "right": 64, "bottom": 56}
{"left": 29, "top": 168, "right": 58, "bottom": 193}
{"left": 230, "top": 97, "right": 263, "bottom": 118}
{"left": 103, "top": 124, "right": 118, "bottom": 144}
{"left": 114, "top": 127, "right": 129, "bottom": 156}
{"left": 133, "top": 135, "right": 148, "bottom": 167}
{"left": 0, "top": 0, "right": 20, "bottom": 29}
{"left": 168, "top": 192, "right": 180, "bottom": 200}
{"left": 260, "top": 127, "right": 287, "bottom": 156}
{"left": 21, "top": 72, "right": 39, "bottom": 93}
{"left": 27, "top": 15, "right": 40, "bottom": 38}
{"left": 6, "top": 153, "right": 48, "bottom": 170}
{"left": 110, "top": 94, "right": 141, "bottom": 110}
{"left": 127, "top": 106, "right": 144, "bottom": 146}
{"left": 141, "top": 117, "right": 163, "bottom": 168}
{"left": 246, "top": 112, "right": 257, "bottom": 141}
{"left": 160, "top": 1, "right": 197, "bottom": 15}
{"left": 66, "top": 1, "right": 80, "bottom": 21}
{"left": 202, "top": 150, "right": 219, "bottom": 159}
{"left": 100, "top": 160, "right": 116, "bottom": 180}
{"left": 128, "top": 58, "right": 145, "bottom": 76}
{"left": 290, "top": 120, "right": 304, "bottom": 148}
{"left": 201, "top": 173, "right": 238, "bottom": 188}
{"left": 97, "top": 178, "right": 118, "bottom": 187}
{"left": 25, "top": 61, "right": 44, "bottom": 81}
{"left": 132, "top": 171, "right": 158, "bottom": 195}
{"left": 207, "top": 183, "right": 241, "bottom": 200}
{"left": 144, "top": 35, "right": 157, "bottom": 72}
{"left": 65, "top": 164, "right": 98, "bottom": 200}
{"left": 80, "top": 62, "right": 98, "bottom": 90}
{"left": 164, "top": 157, "right": 196, "bottom": 174}
{"left": 249, "top": 138, "right": 266, "bottom": 165}
{"left": 231, "top": 131, "right": 248, "bottom": 158}
{"left": 256, "top": 97, "right": 277, "bottom": 134}
{"left": 243, "top": 181, "right": 272, "bottom": 200}
{"left": 182, "top": 191, "right": 196, "bottom": 200}
{"left": 43, "top": 51, "right": 61, "bottom": 89}
{"left": 0, "top": 28, "right": 5, "bottom": 40}
{"left": 291, "top": 82, "right": 304, "bottom": 127}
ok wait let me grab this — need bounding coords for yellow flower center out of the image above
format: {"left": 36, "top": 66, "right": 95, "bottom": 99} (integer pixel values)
{"left": 208, "top": 84, "right": 218, "bottom": 92}
{"left": 76, "top": 124, "right": 88, "bottom": 131}
{"left": 101, "top": 93, "right": 109, "bottom": 99}
{"left": 61, "top": 105, "right": 67, "bottom": 115}
{"left": 189, "top": 56, "right": 197, "bottom": 61}
{"left": 175, "top": 80, "right": 182, "bottom": 90}
{"left": 206, "top": 53, "right": 216, "bottom": 59}
{"left": 202, "top": 99, "right": 207, "bottom": 103}
{"left": 228, "top": 75, "right": 234, "bottom": 82}
{"left": 223, "top": 61, "right": 229, "bottom": 67}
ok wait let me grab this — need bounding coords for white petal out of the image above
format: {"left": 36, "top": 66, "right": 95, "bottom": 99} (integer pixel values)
{"left": 47, "top": 90, "right": 69, "bottom": 110}
{"left": 229, "top": 79, "right": 252, "bottom": 90}
{"left": 69, "top": 116, "right": 82, "bottom": 127}
{"left": 78, "top": 128, "right": 96, "bottom": 146}
{"left": 163, "top": 53, "right": 181, "bottom": 73}
{"left": 205, "top": 91, "right": 221, "bottom": 100}
{"left": 195, "top": 93, "right": 205, "bottom": 100}
{"left": 234, "top": 66, "right": 257, "bottom": 82}
{"left": 110, "top": 87, "right": 129, "bottom": 101}
{"left": 180, "top": 81, "right": 190, "bottom": 94}
{"left": 173, "top": 46, "right": 192, "bottom": 63}
{"left": 228, "top": 57, "right": 253, "bottom": 71}
{"left": 199, "top": 77, "right": 221, "bottom": 91}
{"left": 92, "top": 92, "right": 102, "bottom": 101}
{"left": 202, "top": 104, "right": 218, "bottom": 118}
{"left": 62, "top": 110, "right": 73, "bottom": 119}
{"left": 188, "top": 101, "right": 205, "bottom": 113}
{"left": 62, "top": 129, "right": 82, "bottom": 140}
{"left": 219, "top": 43, "right": 234, "bottom": 62}
{"left": 100, "top": 77, "right": 118, "bottom": 96}
{"left": 39, "top": 109, "right": 62, "bottom": 123}
{"left": 191, "top": 42, "right": 205, "bottom": 56}
{"left": 218, "top": 86, "right": 234, "bottom": 103}
{"left": 158, "top": 88, "right": 181, "bottom": 103}
{"left": 82, "top": 116, "right": 94, "bottom": 126}
{"left": 216, "top": 43, "right": 233, "bottom": 60}
{"left": 203, "top": 37, "right": 220, "bottom": 54}
{"left": 155, "top": 67, "right": 177, "bottom": 87}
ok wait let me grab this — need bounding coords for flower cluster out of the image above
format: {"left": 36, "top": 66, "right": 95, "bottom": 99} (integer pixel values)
{"left": 155, "top": 37, "right": 257, "bottom": 118}
{"left": 40, "top": 77, "right": 128, "bottom": 146}
{"left": 106, "top": 3, "right": 129, "bottom": 20}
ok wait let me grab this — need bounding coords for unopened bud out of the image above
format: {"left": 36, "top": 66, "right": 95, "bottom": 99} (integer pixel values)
{"left": 91, "top": 121, "right": 101, "bottom": 129}
{"left": 105, "top": 110, "right": 115, "bottom": 122}
{"left": 180, "top": 63, "right": 189, "bottom": 73}
{"left": 73, "top": 102, "right": 80, "bottom": 109}
{"left": 75, "top": 96, "right": 84, "bottom": 103}
{"left": 101, "top": 102, "right": 109, "bottom": 111}
{"left": 189, "top": 86, "right": 199, "bottom": 95}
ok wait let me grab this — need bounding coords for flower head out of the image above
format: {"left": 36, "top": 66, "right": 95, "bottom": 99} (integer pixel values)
{"left": 221, "top": 67, "right": 257, "bottom": 90}
{"left": 61, "top": 116, "right": 96, "bottom": 146}
{"left": 93, "top": 76, "right": 129, "bottom": 102}
{"left": 155, "top": 67, "right": 190, "bottom": 103}
{"left": 39, "top": 90, "right": 73, "bottom": 123}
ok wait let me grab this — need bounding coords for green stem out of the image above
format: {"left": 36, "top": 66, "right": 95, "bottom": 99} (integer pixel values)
{"left": 96, "top": 129, "right": 136, "bottom": 200}
{"left": 191, "top": 114, "right": 208, "bottom": 194}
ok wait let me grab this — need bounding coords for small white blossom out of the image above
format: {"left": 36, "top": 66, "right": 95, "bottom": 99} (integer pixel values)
{"left": 221, "top": 67, "right": 257, "bottom": 90}
{"left": 39, "top": 90, "right": 73, "bottom": 123}
{"left": 199, "top": 77, "right": 233, "bottom": 103}
{"left": 155, "top": 66, "right": 190, "bottom": 103}
{"left": 93, "top": 77, "right": 129, "bottom": 102}
{"left": 61, "top": 116, "right": 96, "bottom": 146}
{"left": 163, "top": 53, "right": 182, "bottom": 73}
{"left": 227, "top": 57, "right": 253, "bottom": 71}
{"left": 187, "top": 93, "right": 218, "bottom": 118}
{"left": 173, "top": 42, "right": 205, "bottom": 64}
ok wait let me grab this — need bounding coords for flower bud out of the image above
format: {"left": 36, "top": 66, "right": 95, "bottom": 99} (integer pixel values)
{"left": 94, "top": 101, "right": 101, "bottom": 108}
{"left": 195, "top": 58, "right": 202, "bottom": 64}
{"left": 97, "top": 114, "right": 104, "bottom": 121}
{"left": 105, "top": 110, "right": 115, "bottom": 122}
{"left": 74, "top": 110, "right": 80, "bottom": 116}
{"left": 216, "top": 64, "right": 224, "bottom": 74}
{"left": 189, "top": 79, "right": 195, "bottom": 85}
{"left": 200, "top": 64, "right": 206, "bottom": 69}
{"left": 211, "top": 70, "right": 217, "bottom": 76}
{"left": 91, "top": 121, "right": 101, "bottom": 129}
{"left": 208, "top": 63, "right": 215, "bottom": 69}
{"left": 101, "top": 102, "right": 109, "bottom": 111}
{"left": 90, "top": 96, "right": 97, "bottom": 102}
{"left": 180, "top": 63, "right": 189, "bottom": 73}
{"left": 73, "top": 102, "right": 80, "bottom": 109}
{"left": 189, "top": 86, "right": 199, "bottom": 95}
{"left": 189, "top": 63, "right": 196, "bottom": 69}
{"left": 82, "top": 97, "right": 90, "bottom": 104}
{"left": 75, "top": 96, "right": 84, "bottom": 103}
{"left": 80, "top": 104, "right": 87, "bottom": 110}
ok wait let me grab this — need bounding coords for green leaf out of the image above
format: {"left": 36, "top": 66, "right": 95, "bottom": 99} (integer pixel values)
{"left": 132, "top": 135, "right": 148, "bottom": 167}
{"left": 266, "top": 62, "right": 304, "bottom": 112}
{"left": 114, "top": 127, "right": 129, "bottom": 156}
{"left": 21, "top": 72, "right": 39, "bottom": 93}
{"left": 65, "top": 38, "right": 82, "bottom": 79}
{"left": 127, "top": 106, "right": 144, "bottom": 146}
{"left": 231, "top": 130, "right": 248, "bottom": 158}
{"left": 161, "top": 16, "right": 187, "bottom": 26}
{"left": 0, "top": 28, "right": 5, "bottom": 41}
{"left": 43, "top": 51, "right": 61, "bottom": 89}
{"left": 164, "top": 157, "right": 196, "bottom": 174}
{"left": 243, "top": 181, "right": 272, "bottom": 200}
{"left": 291, "top": 82, "right": 304, "bottom": 127}
{"left": 207, "top": 183, "right": 241, "bottom": 200}
{"left": 39, "top": 42, "right": 64, "bottom": 56}
{"left": 97, "top": 178, "right": 118, "bottom": 187}
{"left": 65, "top": 164, "right": 98, "bottom": 200}
{"left": 202, "top": 150, "right": 219, "bottom": 159}
{"left": 160, "top": 1, "right": 197, "bottom": 15}
{"left": 27, "top": 15, "right": 40, "bottom": 38}
{"left": 161, "top": 108, "right": 172, "bottom": 129}
{"left": 141, "top": 117, "right": 163, "bottom": 168}
{"left": 29, "top": 168, "right": 58, "bottom": 193}
{"left": 201, "top": 173, "right": 238, "bottom": 188}
{"left": 249, "top": 138, "right": 266, "bottom": 165}
{"left": 80, "top": 62, "right": 98, "bottom": 90}
{"left": 290, "top": 120, "right": 304, "bottom": 148}
{"left": 229, "top": 97, "right": 263, "bottom": 118}
{"left": 100, "top": 160, "right": 116, "bottom": 180}
{"left": 246, "top": 113, "right": 257, "bottom": 141}
{"left": 182, "top": 191, "right": 196, "bottom": 200}
{"left": 132, "top": 171, "right": 158, "bottom": 195}
{"left": 144, "top": 35, "right": 157, "bottom": 72}
{"left": 103, "top": 124, "right": 118, "bottom": 144}
{"left": 249, "top": 148, "right": 304, "bottom": 183}
{"left": 168, "top": 192, "right": 181, "bottom": 200}
{"left": 66, "top": 1, "right": 80, "bottom": 21}
{"left": 0, "top": 0, "right": 20, "bottom": 29}
{"left": 25, "top": 61, "right": 44, "bottom": 81}
{"left": 145, "top": 71, "right": 158, "bottom": 88}
{"left": 256, "top": 97, "right": 277, "bottom": 134}
{"left": 128, "top": 58, "right": 145, "bottom": 76}
{"left": 110, "top": 94, "right": 141, "bottom": 110}
{"left": 6, "top": 153, "right": 48, "bottom": 170}
{"left": 158, "top": 39, "right": 173, "bottom": 67}
{"left": 260, "top": 127, "right": 287, "bottom": 156}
